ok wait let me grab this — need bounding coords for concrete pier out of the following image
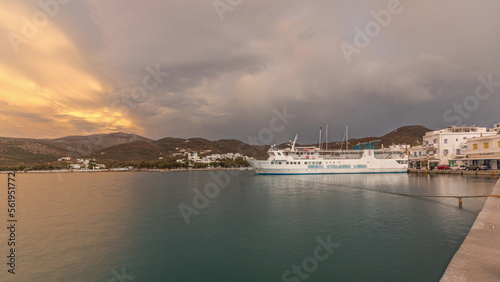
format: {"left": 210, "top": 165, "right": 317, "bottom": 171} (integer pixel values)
{"left": 409, "top": 168, "right": 499, "bottom": 176}
{"left": 440, "top": 178, "right": 500, "bottom": 281}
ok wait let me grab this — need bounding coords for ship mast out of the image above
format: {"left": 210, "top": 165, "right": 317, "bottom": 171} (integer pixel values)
{"left": 345, "top": 125, "right": 349, "bottom": 150}
{"left": 319, "top": 126, "right": 322, "bottom": 150}
{"left": 291, "top": 134, "right": 298, "bottom": 151}
{"left": 325, "top": 124, "right": 328, "bottom": 151}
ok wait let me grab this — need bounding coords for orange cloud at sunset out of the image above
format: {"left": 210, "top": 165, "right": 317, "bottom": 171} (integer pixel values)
{"left": 0, "top": 1, "right": 137, "bottom": 138}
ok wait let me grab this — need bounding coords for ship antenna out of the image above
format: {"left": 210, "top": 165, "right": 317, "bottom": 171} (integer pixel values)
{"left": 291, "top": 134, "right": 298, "bottom": 151}
{"left": 346, "top": 125, "right": 349, "bottom": 150}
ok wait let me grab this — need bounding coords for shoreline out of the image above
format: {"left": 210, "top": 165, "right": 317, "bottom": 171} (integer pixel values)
{"left": 4, "top": 168, "right": 500, "bottom": 176}
{"left": 440, "top": 178, "right": 500, "bottom": 281}
{"left": 0, "top": 167, "right": 254, "bottom": 174}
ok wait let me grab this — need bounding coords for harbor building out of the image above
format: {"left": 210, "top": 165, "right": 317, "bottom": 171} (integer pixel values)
{"left": 388, "top": 144, "right": 410, "bottom": 152}
{"left": 409, "top": 125, "right": 496, "bottom": 169}
{"left": 490, "top": 122, "right": 500, "bottom": 134}
{"left": 459, "top": 134, "right": 500, "bottom": 169}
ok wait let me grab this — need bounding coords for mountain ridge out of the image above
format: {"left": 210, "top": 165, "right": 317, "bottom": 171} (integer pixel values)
{"left": 0, "top": 126, "right": 431, "bottom": 165}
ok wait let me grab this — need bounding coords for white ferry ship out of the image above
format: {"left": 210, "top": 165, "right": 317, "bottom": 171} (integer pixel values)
{"left": 248, "top": 134, "right": 408, "bottom": 175}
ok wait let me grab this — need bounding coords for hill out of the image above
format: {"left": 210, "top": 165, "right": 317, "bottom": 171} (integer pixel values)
{"left": 0, "top": 137, "right": 73, "bottom": 165}
{"left": 96, "top": 137, "right": 269, "bottom": 162}
{"left": 322, "top": 125, "right": 431, "bottom": 149}
{"left": 0, "top": 132, "right": 152, "bottom": 165}
{"left": 49, "top": 132, "right": 153, "bottom": 155}
{"left": 0, "top": 125, "right": 431, "bottom": 165}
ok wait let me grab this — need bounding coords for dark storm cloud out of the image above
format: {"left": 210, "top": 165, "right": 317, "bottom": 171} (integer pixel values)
{"left": 3, "top": 0, "right": 500, "bottom": 141}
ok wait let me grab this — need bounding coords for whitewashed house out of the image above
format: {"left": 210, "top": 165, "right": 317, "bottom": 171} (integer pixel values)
{"left": 462, "top": 134, "right": 500, "bottom": 169}
{"left": 410, "top": 125, "right": 496, "bottom": 169}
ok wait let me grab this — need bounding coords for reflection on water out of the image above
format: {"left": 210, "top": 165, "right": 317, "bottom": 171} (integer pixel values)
{"left": 0, "top": 172, "right": 496, "bottom": 281}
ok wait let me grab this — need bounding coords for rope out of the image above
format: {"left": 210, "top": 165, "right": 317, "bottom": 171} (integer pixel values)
{"left": 291, "top": 178, "right": 500, "bottom": 200}
{"left": 251, "top": 166, "right": 500, "bottom": 204}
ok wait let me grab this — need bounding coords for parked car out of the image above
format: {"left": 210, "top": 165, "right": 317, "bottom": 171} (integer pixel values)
{"left": 451, "top": 165, "right": 466, "bottom": 170}
{"left": 437, "top": 165, "right": 451, "bottom": 170}
{"left": 466, "top": 164, "right": 488, "bottom": 170}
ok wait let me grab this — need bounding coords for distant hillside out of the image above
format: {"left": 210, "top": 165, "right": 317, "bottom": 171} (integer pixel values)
{"left": 0, "top": 125, "right": 431, "bottom": 165}
{"left": 96, "top": 137, "right": 269, "bottom": 162}
{"left": 0, "top": 137, "right": 73, "bottom": 165}
{"left": 324, "top": 125, "right": 431, "bottom": 149}
{"left": 0, "top": 132, "right": 152, "bottom": 165}
{"left": 49, "top": 132, "right": 152, "bottom": 155}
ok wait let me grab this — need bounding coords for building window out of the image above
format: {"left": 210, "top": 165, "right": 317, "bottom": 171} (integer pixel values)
{"left": 444, "top": 139, "right": 448, "bottom": 144}
{"left": 456, "top": 138, "right": 458, "bottom": 142}
{"left": 473, "top": 144, "right": 478, "bottom": 150}
{"left": 484, "top": 142, "right": 489, "bottom": 149}
{"left": 456, "top": 149, "right": 461, "bottom": 155}
{"left": 443, "top": 149, "right": 449, "bottom": 155}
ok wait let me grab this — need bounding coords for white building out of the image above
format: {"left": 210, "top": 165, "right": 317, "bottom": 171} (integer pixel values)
{"left": 388, "top": 144, "right": 410, "bottom": 152}
{"left": 58, "top": 157, "right": 72, "bottom": 161}
{"left": 490, "top": 122, "right": 500, "bottom": 134}
{"left": 410, "top": 125, "right": 496, "bottom": 169}
{"left": 94, "top": 164, "right": 107, "bottom": 169}
{"left": 462, "top": 135, "right": 500, "bottom": 169}
{"left": 187, "top": 152, "right": 202, "bottom": 162}
{"left": 69, "top": 164, "right": 81, "bottom": 169}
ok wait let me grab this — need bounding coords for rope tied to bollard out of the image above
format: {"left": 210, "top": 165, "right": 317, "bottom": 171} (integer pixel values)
{"left": 293, "top": 178, "right": 500, "bottom": 207}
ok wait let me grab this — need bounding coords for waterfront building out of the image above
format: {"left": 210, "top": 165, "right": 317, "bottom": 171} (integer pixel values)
{"left": 490, "top": 122, "right": 500, "bottom": 134}
{"left": 388, "top": 144, "right": 410, "bottom": 152}
{"left": 460, "top": 134, "right": 500, "bottom": 169}
{"left": 409, "top": 125, "right": 496, "bottom": 169}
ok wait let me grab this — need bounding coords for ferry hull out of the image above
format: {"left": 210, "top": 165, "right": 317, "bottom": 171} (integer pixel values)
{"left": 248, "top": 159, "right": 408, "bottom": 175}
{"left": 250, "top": 166, "right": 408, "bottom": 175}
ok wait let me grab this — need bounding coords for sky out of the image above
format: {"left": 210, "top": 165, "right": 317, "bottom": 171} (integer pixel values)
{"left": 1, "top": 0, "right": 500, "bottom": 144}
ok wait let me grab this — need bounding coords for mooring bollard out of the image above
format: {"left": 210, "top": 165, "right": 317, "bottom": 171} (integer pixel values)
{"left": 454, "top": 196, "right": 463, "bottom": 207}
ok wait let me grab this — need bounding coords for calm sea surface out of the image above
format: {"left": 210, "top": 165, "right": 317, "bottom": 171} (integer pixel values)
{"left": 0, "top": 171, "right": 497, "bottom": 281}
